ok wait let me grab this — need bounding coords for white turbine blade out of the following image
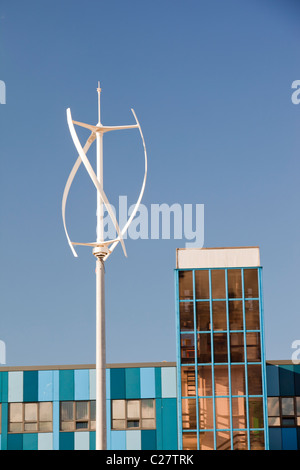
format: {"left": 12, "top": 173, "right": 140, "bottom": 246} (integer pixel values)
{"left": 104, "top": 108, "right": 148, "bottom": 261}
{"left": 101, "top": 124, "right": 139, "bottom": 133}
{"left": 72, "top": 120, "right": 99, "bottom": 133}
{"left": 62, "top": 132, "right": 96, "bottom": 257}
{"left": 67, "top": 108, "right": 127, "bottom": 258}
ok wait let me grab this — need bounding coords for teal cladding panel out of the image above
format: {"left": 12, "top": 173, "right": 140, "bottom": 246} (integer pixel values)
{"left": 74, "top": 431, "right": 89, "bottom": 450}
{"left": 59, "top": 432, "right": 74, "bottom": 450}
{"left": 269, "top": 428, "right": 282, "bottom": 450}
{"left": 0, "top": 371, "right": 8, "bottom": 402}
{"left": 7, "top": 433, "right": 23, "bottom": 450}
{"left": 125, "top": 368, "right": 140, "bottom": 399}
{"left": 282, "top": 428, "right": 297, "bottom": 450}
{"left": 126, "top": 430, "right": 141, "bottom": 450}
{"left": 90, "top": 431, "right": 96, "bottom": 450}
{"left": 110, "top": 369, "right": 125, "bottom": 399}
{"left": 161, "top": 398, "right": 178, "bottom": 450}
{"left": 140, "top": 368, "right": 155, "bottom": 398}
{"left": 106, "top": 369, "right": 110, "bottom": 400}
{"left": 59, "top": 370, "right": 74, "bottom": 401}
{"left": 8, "top": 371, "right": 23, "bottom": 402}
{"left": 279, "top": 365, "right": 295, "bottom": 396}
{"left": 74, "top": 369, "right": 89, "bottom": 400}
{"left": 23, "top": 433, "right": 38, "bottom": 450}
{"left": 155, "top": 368, "right": 162, "bottom": 398}
{"left": 1, "top": 402, "right": 8, "bottom": 450}
{"left": 38, "top": 433, "right": 53, "bottom": 450}
{"left": 38, "top": 371, "right": 53, "bottom": 401}
{"left": 161, "top": 368, "right": 176, "bottom": 398}
{"left": 111, "top": 430, "right": 126, "bottom": 450}
{"left": 266, "top": 365, "right": 279, "bottom": 396}
{"left": 155, "top": 398, "right": 163, "bottom": 450}
{"left": 23, "top": 371, "right": 38, "bottom": 402}
{"left": 141, "top": 430, "right": 157, "bottom": 450}
{"left": 293, "top": 365, "right": 300, "bottom": 396}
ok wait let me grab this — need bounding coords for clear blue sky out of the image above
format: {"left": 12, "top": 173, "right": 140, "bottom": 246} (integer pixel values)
{"left": 0, "top": 0, "right": 299, "bottom": 366}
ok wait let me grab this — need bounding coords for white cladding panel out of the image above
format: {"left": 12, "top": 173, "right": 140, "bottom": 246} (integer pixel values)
{"left": 176, "top": 247, "right": 260, "bottom": 269}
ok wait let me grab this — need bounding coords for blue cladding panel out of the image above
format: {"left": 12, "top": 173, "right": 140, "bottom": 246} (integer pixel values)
{"left": 23, "top": 433, "right": 38, "bottom": 450}
{"left": 59, "top": 370, "right": 74, "bottom": 401}
{"left": 125, "top": 368, "right": 140, "bottom": 399}
{"left": 282, "top": 428, "right": 297, "bottom": 450}
{"left": 266, "top": 365, "right": 279, "bottom": 396}
{"left": 106, "top": 399, "right": 111, "bottom": 449}
{"left": 74, "top": 431, "right": 89, "bottom": 450}
{"left": 74, "top": 369, "right": 89, "bottom": 400}
{"left": 141, "top": 430, "right": 157, "bottom": 450}
{"left": 161, "top": 398, "right": 178, "bottom": 450}
{"left": 161, "top": 368, "right": 176, "bottom": 398}
{"left": 7, "top": 434, "right": 23, "bottom": 450}
{"left": 38, "top": 371, "right": 53, "bottom": 401}
{"left": 110, "top": 369, "right": 125, "bottom": 399}
{"left": 38, "top": 433, "right": 53, "bottom": 450}
{"left": 53, "top": 401, "right": 60, "bottom": 450}
{"left": 140, "top": 368, "right": 155, "bottom": 398}
{"left": 59, "top": 432, "right": 74, "bottom": 450}
{"left": 23, "top": 371, "right": 38, "bottom": 402}
{"left": 111, "top": 431, "right": 126, "bottom": 450}
{"left": 126, "top": 430, "right": 141, "bottom": 450}
{"left": 268, "top": 428, "right": 282, "bottom": 450}
{"left": 89, "top": 369, "right": 96, "bottom": 400}
{"left": 8, "top": 371, "right": 23, "bottom": 402}
{"left": 279, "top": 365, "right": 295, "bottom": 396}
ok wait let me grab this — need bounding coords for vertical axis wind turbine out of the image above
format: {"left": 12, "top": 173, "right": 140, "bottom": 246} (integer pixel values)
{"left": 62, "top": 83, "right": 148, "bottom": 450}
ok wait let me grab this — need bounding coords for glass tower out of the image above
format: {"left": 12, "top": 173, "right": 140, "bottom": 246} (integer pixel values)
{"left": 175, "top": 247, "right": 268, "bottom": 450}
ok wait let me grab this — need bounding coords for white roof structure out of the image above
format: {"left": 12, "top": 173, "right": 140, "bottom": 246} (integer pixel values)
{"left": 176, "top": 246, "right": 261, "bottom": 269}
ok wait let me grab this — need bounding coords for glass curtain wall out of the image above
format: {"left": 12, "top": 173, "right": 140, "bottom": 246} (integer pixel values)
{"left": 176, "top": 267, "right": 268, "bottom": 450}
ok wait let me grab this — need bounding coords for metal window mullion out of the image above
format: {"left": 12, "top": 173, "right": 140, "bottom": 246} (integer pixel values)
{"left": 258, "top": 267, "right": 269, "bottom": 449}
{"left": 175, "top": 270, "right": 183, "bottom": 450}
{"left": 208, "top": 269, "right": 216, "bottom": 450}
{"left": 225, "top": 269, "right": 233, "bottom": 450}
{"left": 241, "top": 268, "right": 250, "bottom": 450}
{"left": 193, "top": 270, "right": 200, "bottom": 450}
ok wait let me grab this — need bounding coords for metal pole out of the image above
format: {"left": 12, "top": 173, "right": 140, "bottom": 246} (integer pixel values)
{"left": 94, "top": 82, "right": 107, "bottom": 450}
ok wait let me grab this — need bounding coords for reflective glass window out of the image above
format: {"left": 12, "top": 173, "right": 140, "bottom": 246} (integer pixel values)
{"left": 179, "top": 271, "right": 193, "bottom": 300}
{"left": 232, "top": 397, "right": 247, "bottom": 429}
{"left": 180, "top": 302, "right": 194, "bottom": 331}
{"left": 213, "top": 333, "right": 228, "bottom": 363}
{"left": 281, "top": 397, "right": 295, "bottom": 416}
{"left": 215, "top": 397, "right": 230, "bottom": 429}
{"left": 250, "top": 430, "right": 265, "bottom": 450}
{"left": 199, "top": 398, "right": 213, "bottom": 430}
{"left": 197, "top": 333, "right": 211, "bottom": 363}
{"left": 230, "top": 333, "right": 244, "bottom": 362}
{"left": 196, "top": 302, "right": 210, "bottom": 331}
{"left": 182, "top": 432, "right": 198, "bottom": 450}
{"left": 181, "top": 366, "right": 196, "bottom": 397}
{"left": 181, "top": 334, "right": 195, "bottom": 364}
{"left": 199, "top": 431, "right": 214, "bottom": 450}
{"left": 247, "top": 365, "right": 262, "bottom": 395}
{"left": 216, "top": 431, "right": 231, "bottom": 450}
{"left": 229, "top": 301, "right": 243, "bottom": 330}
{"left": 198, "top": 366, "right": 212, "bottom": 397}
{"left": 195, "top": 270, "right": 209, "bottom": 299}
{"left": 248, "top": 397, "right": 264, "bottom": 429}
{"left": 182, "top": 398, "right": 197, "bottom": 429}
{"left": 233, "top": 431, "right": 248, "bottom": 450}
{"left": 245, "top": 300, "right": 260, "bottom": 330}
{"left": 244, "top": 269, "right": 259, "bottom": 298}
{"left": 214, "top": 365, "right": 229, "bottom": 396}
{"left": 212, "top": 301, "right": 227, "bottom": 331}
{"left": 211, "top": 270, "right": 226, "bottom": 299}
{"left": 246, "top": 332, "right": 261, "bottom": 362}
{"left": 227, "top": 269, "right": 242, "bottom": 299}
{"left": 231, "top": 365, "right": 246, "bottom": 395}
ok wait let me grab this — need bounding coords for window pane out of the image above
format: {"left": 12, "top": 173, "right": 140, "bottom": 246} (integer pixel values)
{"left": 244, "top": 269, "right": 259, "bottom": 298}
{"left": 198, "top": 366, "right": 212, "bottom": 396}
{"left": 39, "top": 402, "right": 52, "bottom": 422}
{"left": 76, "top": 401, "right": 88, "bottom": 420}
{"left": 60, "top": 421, "right": 74, "bottom": 431}
{"left": 215, "top": 397, "right": 230, "bottom": 429}
{"left": 196, "top": 302, "right": 210, "bottom": 331}
{"left": 245, "top": 300, "right": 260, "bottom": 330}
{"left": 195, "top": 270, "right": 209, "bottom": 299}
{"left": 181, "top": 334, "right": 195, "bottom": 364}
{"left": 248, "top": 397, "right": 264, "bottom": 429}
{"left": 179, "top": 271, "right": 193, "bottom": 300}
{"left": 61, "top": 402, "right": 74, "bottom": 421}
{"left": 112, "top": 400, "right": 126, "bottom": 420}
{"left": 182, "top": 399, "right": 196, "bottom": 429}
{"left": 197, "top": 333, "right": 211, "bottom": 363}
{"left": 141, "top": 399, "right": 155, "bottom": 419}
{"left": 213, "top": 333, "right": 228, "bottom": 363}
{"left": 199, "top": 431, "right": 214, "bottom": 450}
{"left": 127, "top": 400, "right": 140, "bottom": 419}
{"left": 247, "top": 365, "right": 262, "bottom": 395}
{"left": 282, "top": 418, "right": 295, "bottom": 426}
{"left": 24, "top": 422, "right": 38, "bottom": 431}
{"left": 112, "top": 419, "right": 126, "bottom": 430}
{"left": 281, "top": 397, "right": 295, "bottom": 416}
{"left": 181, "top": 367, "right": 196, "bottom": 397}
{"left": 211, "top": 270, "right": 226, "bottom": 299}
{"left": 246, "top": 332, "right": 261, "bottom": 362}
{"left": 180, "top": 302, "right": 194, "bottom": 331}
{"left": 25, "top": 403, "right": 37, "bottom": 422}
{"left": 76, "top": 421, "right": 88, "bottom": 430}
{"left": 230, "top": 333, "right": 244, "bottom": 362}
{"left": 233, "top": 431, "right": 248, "bottom": 450}
{"left": 250, "top": 430, "right": 265, "bottom": 450}
{"left": 141, "top": 418, "right": 155, "bottom": 429}
{"left": 231, "top": 365, "right": 245, "bottom": 395}
{"left": 90, "top": 420, "right": 96, "bottom": 431}
{"left": 90, "top": 401, "right": 96, "bottom": 421}
{"left": 182, "top": 432, "right": 197, "bottom": 450}
{"left": 228, "top": 269, "right": 242, "bottom": 298}
{"left": 232, "top": 397, "right": 247, "bottom": 429}
{"left": 39, "top": 421, "right": 52, "bottom": 432}
{"left": 268, "top": 397, "right": 280, "bottom": 416}
{"left": 214, "top": 365, "right": 229, "bottom": 396}
{"left": 9, "top": 403, "right": 22, "bottom": 422}
{"left": 268, "top": 417, "right": 280, "bottom": 426}
{"left": 127, "top": 420, "right": 139, "bottom": 428}
{"left": 216, "top": 431, "right": 231, "bottom": 450}
{"left": 229, "top": 301, "right": 243, "bottom": 330}
{"left": 212, "top": 301, "right": 227, "bottom": 331}
{"left": 9, "top": 422, "right": 22, "bottom": 432}
{"left": 199, "top": 397, "right": 213, "bottom": 430}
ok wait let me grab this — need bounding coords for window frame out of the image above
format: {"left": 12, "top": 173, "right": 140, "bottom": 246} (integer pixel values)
{"left": 111, "top": 398, "right": 156, "bottom": 431}
{"left": 60, "top": 400, "right": 95, "bottom": 432}
{"left": 8, "top": 401, "right": 53, "bottom": 433}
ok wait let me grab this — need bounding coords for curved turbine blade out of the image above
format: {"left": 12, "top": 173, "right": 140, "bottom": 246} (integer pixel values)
{"left": 66, "top": 108, "right": 127, "bottom": 258}
{"left": 103, "top": 108, "right": 148, "bottom": 261}
{"left": 62, "top": 132, "right": 96, "bottom": 257}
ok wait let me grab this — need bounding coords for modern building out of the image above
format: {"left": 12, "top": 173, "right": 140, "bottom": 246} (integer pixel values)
{"left": 0, "top": 246, "right": 299, "bottom": 450}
